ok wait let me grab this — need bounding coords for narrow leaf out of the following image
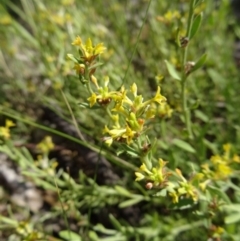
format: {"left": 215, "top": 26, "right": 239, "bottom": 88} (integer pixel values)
{"left": 189, "top": 13, "right": 203, "bottom": 39}
{"left": 119, "top": 197, "right": 143, "bottom": 208}
{"left": 164, "top": 60, "right": 181, "bottom": 80}
{"left": 207, "top": 68, "right": 226, "bottom": 88}
{"left": 225, "top": 213, "right": 240, "bottom": 224}
{"left": 207, "top": 186, "right": 231, "bottom": 204}
{"left": 115, "top": 185, "right": 131, "bottom": 197}
{"left": 59, "top": 230, "right": 82, "bottom": 241}
{"left": 66, "top": 54, "right": 79, "bottom": 63}
{"left": 191, "top": 53, "right": 207, "bottom": 73}
{"left": 195, "top": 110, "right": 209, "bottom": 122}
{"left": 109, "top": 214, "right": 123, "bottom": 231}
{"left": 172, "top": 139, "right": 196, "bottom": 153}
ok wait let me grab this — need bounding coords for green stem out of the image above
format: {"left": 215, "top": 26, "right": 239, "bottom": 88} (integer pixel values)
{"left": 181, "top": 0, "right": 196, "bottom": 139}
{"left": 105, "top": 106, "right": 113, "bottom": 119}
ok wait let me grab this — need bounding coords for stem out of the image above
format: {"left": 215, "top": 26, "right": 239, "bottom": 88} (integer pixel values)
{"left": 181, "top": 0, "right": 196, "bottom": 139}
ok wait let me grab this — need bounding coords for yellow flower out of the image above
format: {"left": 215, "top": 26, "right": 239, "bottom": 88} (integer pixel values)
{"left": 140, "top": 163, "right": 152, "bottom": 174}
{"left": 6, "top": 120, "right": 15, "bottom": 128}
{"left": 0, "top": 127, "right": 10, "bottom": 139}
{"left": 223, "top": 143, "right": 231, "bottom": 153}
{"left": 124, "top": 125, "right": 136, "bottom": 144}
{"left": 169, "top": 191, "right": 179, "bottom": 203}
{"left": 94, "top": 42, "right": 106, "bottom": 55}
{"left": 158, "top": 103, "right": 173, "bottom": 118}
{"left": 153, "top": 86, "right": 167, "bottom": 104}
{"left": 80, "top": 37, "right": 106, "bottom": 59}
{"left": 72, "top": 36, "right": 82, "bottom": 46}
{"left": 135, "top": 172, "right": 145, "bottom": 181}
{"left": 233, "top": 154, "right": 240, "bottom": 163}
{"left": 37, "top": 136, "right": 54, "bottom": 153}
{"left": 176, "top": 169, "right": 198, "bottom": 202}
{"left": 0, "top": 120, "right": 15, "bottom": 139}
{"left": 131, "top": 83, "right": 137, "bottom": 97}
{"left": 215, "top": 163, "right": 232, "bottom": 179}
{"left": 73, "top": 63, "right": 85, "bottom": 75}
{"left": 88, "top": 93, "right": 97, "bottom": 107}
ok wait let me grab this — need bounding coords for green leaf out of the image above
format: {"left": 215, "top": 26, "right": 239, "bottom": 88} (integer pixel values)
{"left": 223, "top": 204, "right": 240, "bottom": 212}
{"left": 155, "top": 189, "right": 167, "bottom": 197}
{"left": 109, "top": 214, "right": 123, "bottom": 231}
{"left": 189, "top": 13, "right": 203, "bottom": 39}
{"left": 116, "top": 144, "right": 139, "bottom": 157}
{"left": 191, "top": 53, "right": 207, "bottom": 73}
{"left": 225, "top": 213, "right": 240, "bottom": 224}
{"left": 88, "top": 231, "right": 99, "bottom": 241}
{"left": 172, "top": 139, "right": 196, "bottom": 153}
{"left": 207, "top": 68, "right": 226, "bottom": 88}
{"left": 66, "top": 54, "right": 79, "bottom": 63}
{"left": 0, "top": 216, "right": 18, "bottom": 226}
{"left": 115, "top": 185, "right": 131, "bottom": 197}
{"left": 194, "top": 110, "right": 209, "bottom": 122}
{"left": 164, "top": 60, "right": 181, "bottom": 80}
{"left": 119, "top": 197, "right": 143, "bottom": 208}
{"left": 207, "top": 186, "right": 231, "bottom": 204}
{"left": 169, "top": 198, "right": 195, "bottom": 210}
{"left": 59, "top": 230, "right": 82, "bottom": 241}
{"left": 89, "top": 62, "right": 104, "bottom": 70}
{"left": 78, "top": 102, "right": 101, "bottom": 110}
{"left": 94, "top": 224, "right": 118, "bottom": 235}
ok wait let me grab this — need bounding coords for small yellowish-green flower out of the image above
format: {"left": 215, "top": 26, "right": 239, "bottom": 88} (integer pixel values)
{"left": 214, "top": 163, "right": 233, "bottom": 179}
{"left": 140, "top": 163, "right": 153, "bottom": 175}
{"left": 112, "top": 85, "right": 133, "bottom": 109}
{"left": 152, "top": 86, "right": 167, "bottom": 104}
{"left": 111, "top": 114, "right": 120, "bottom": 128}
{"left": 143, "top": 86, "right": 166, "bottom": 108}
{"left": 0, "top": 120, "right": 15, "bottom": 139}
{"left": 210, "top": 225, "right": 225, "bottom": 239}
{"left": 103, "top": 123, "right": 137, "bottom": 145}
{"left": 169, "top": 190, "right": 179, "bottom": 203}
{"left": 145, "top": 104, "right": 157, "bottom": 119}
{"left": 199, "top": 179, "right": 211, "bottom": 191}
{"left": 158, "top": 102, "right": 173, "bottom": 118}
{"left": 135, "top": 159, "right": 172, "bottom": 188}
{"left": 223, "top": 143, "right": 231, "bottom": 153}
{"left": 37, "top": 136, "right": 54, "bottom": 154}
{"left": 104, "top": 125, "right": 136, "bottom": 145}
{"left": 0, "top": 15, "right": 12, "bottom": 25}
{"left": 135, "top": 171, "right": 145, "bottom": 181}
{"left": 156, "top": 10, "right": 181, "bottom": 24}
{"left": 72, "top": 36, "right": 82, "bottom": 46}
{"left": 90, "top": 75, "right": 99, "bottom": 88}
{"left": 6, "top": 120, "right": 15, "bottom": 128}
{"left": 88, "top": 93, "right": 97, "bottom": 107}
{"left": 233, "top": 154, "right": 240, "bottom": 163}
{"left": 122, "top": 124, "right": 136, "bottom": 143}
{"left": 130, "top": 83, "right": 138, "bottom": 97}
{"left": 127, "top": 112, "right": 143, "bottom": 132}
{"left": 73, "top": 63, "right": 85, "bottom": 75}
{"left": 175, "top": 169, "right": 198, "bottom": 202}
{"left": 72, "top": 36, "right": 106, "bottom": 62}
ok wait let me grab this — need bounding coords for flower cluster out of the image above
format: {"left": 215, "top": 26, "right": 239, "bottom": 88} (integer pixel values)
{"left": 135, "top": 160, "right": 199, "bottom": 203}
{"left": 68, "top": 37, "right": 167, "bottom": 147}
{"left": 68, "top": 36, "right": 106, "bottom": 86}
{"left": 100, "top": 83, "right": 167, "bottom": 146}
{"left": 68, "top": 36, "right": 239, "bottom": 208}
{"left": 200, "top": 144, "right": 240, "bottom": 183}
